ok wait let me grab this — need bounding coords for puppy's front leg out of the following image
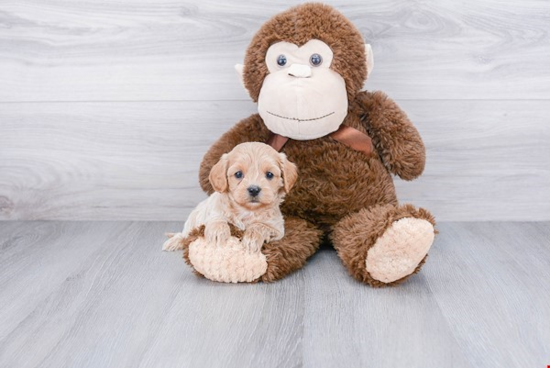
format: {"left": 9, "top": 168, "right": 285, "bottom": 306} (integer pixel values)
{"left": 204, "top": 221, "right": 231, "bottom": 246}
{"left": 242, "top": 223, "right": 275, "bottom": 253}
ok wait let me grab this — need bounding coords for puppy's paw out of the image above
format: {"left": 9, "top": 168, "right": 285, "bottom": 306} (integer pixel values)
{"left": 205, "top": 222, "right": 231, "bottom": 246}
{"left": 162, "top": 233, "right": 185, "bottom": 251}
{"left": 241, "top": 233, "right": 263, "bottom": 253}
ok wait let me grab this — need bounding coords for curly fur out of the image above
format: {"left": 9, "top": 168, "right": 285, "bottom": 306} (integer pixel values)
{"left": 181, "top": 225, "right": 245, "bottom": 279}
{"left": 195, "top": 3, "right": 435, "bottom": 286}
{"left": 199, "top": 115, "right": 271, "bottom": 194}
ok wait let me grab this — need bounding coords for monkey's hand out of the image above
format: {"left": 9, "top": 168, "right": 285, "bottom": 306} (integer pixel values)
{"left": 204, "top": 221, "right": 231, "bottom": 246}
{"left": 355, "top": 91, "right": 426, "bottom": 180}
{"left": 199, "top": 115, "right": 271, "bottom": 194}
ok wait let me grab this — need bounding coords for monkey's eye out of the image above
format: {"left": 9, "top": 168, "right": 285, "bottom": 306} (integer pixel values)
{"left": 234, "top": 171, "right": 243, "bottom": 179}
{"left": 266, "top": 172, "right": 274, "bottom": 180}
{"left": 310, "top": 53, "right": 323, "bottom": 66}
{"left": 276, "top": 55, "right": 287, "bottom": 67}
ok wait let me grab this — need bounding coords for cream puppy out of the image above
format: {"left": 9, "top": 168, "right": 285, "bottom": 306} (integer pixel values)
{"left": 162, "top": 142, "right": 297, "bottom": 253}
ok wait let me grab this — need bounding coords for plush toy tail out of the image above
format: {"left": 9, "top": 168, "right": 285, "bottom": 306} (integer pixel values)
{"left": 162, "top": 232, "right": 186, "bottom": 252}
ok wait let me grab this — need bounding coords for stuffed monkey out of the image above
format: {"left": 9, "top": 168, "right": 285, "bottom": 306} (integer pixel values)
{"left": 190, "top": 3, "right": 436, "bottom": 286}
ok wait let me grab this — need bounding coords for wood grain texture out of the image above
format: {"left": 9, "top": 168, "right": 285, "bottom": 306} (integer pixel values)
{"left": 0, "top": 222, "right": 137, "bottom": 355}
{"left": 0, "top": 221, "right": 549, "bottom": 368}
{"left": 0, "top": 1, "right": 548, "bottom": 221}
{"left": 1, "top": 100, "right": 548, "bottom": 221}
{"left": 425, "top": 222, "right": 550, "bottom": 368}
{"left": 0, "top": 0, "right": 549, "bottom": 101}
{"left": 301, "top": 250, "right": 472, "bottom": 368}
{"left": 0, "top": 101, "right": 254, "bottom": 220}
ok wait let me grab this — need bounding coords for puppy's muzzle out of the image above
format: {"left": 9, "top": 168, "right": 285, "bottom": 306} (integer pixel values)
{"left": 247, "top": 185, "right": 261, "bottom": 197}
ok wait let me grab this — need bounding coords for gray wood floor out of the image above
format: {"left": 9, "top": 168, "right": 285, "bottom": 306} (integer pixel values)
{"left": 0, "top": 221, "right": 548, "bottom": 368}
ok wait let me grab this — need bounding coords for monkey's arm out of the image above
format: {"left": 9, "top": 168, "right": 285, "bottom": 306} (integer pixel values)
{"left": 199, "top": 114, "right": 270, "bottom": 194}
{"left": 355, "top": 91, "right": 426, "bottom": 180}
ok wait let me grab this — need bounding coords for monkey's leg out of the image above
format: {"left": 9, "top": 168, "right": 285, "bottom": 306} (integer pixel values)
{"left": 181, "top": 219, "right": 321, "bottom": 283}
{"left": 260, "top": 217, "right": 323, "bottom": 282}
{"left": 330, "top": 204, "right": 436, "bottom": 287}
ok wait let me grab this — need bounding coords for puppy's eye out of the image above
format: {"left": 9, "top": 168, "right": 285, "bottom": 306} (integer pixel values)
{"left": 266, "top": 172, "right": 274, "bottom": 180}
{"left": 234, "top": 171, "right": 243, "bottom": 179}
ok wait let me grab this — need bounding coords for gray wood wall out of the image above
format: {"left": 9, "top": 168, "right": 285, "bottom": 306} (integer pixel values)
{"left": 1, "top": 0, "right": 549, "bottom": 221}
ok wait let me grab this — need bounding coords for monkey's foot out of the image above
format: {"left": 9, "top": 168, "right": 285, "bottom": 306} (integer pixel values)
{"left": 331, "top": 204, "right": 436, "bottom": 287}
{"left": 188, "top": 237, "right": 267, "bottom": 283}
{"left": 366, "top": 218, "right": 434, "bottom": 283}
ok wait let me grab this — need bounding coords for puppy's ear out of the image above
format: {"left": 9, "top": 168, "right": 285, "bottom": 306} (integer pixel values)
{"left": 209, "top": 154, "right": 229, "bottom": 193}
{"left": 279, "top": 153, "right": 298, "bottom": 193}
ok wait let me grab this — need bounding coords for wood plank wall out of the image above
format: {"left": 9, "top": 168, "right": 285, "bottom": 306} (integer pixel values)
{"left": 1, "top": 0, "right": 549, "bottom": 221}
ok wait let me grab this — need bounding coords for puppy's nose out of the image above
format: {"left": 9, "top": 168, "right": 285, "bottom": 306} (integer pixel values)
{"left": 247, "top": 185, "right": 261, "bottom": 197}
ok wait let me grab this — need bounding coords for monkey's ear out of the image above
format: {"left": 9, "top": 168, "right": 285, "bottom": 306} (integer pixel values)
{"left": 279, "top": 153, "right": 298, "bottom": 193}
{"left": 209, "top": 154, "right": 229, "bottom": 193}
{"left": 365, "top": 44, "right": 374, "bottom": 78}
{"left": 234, "top": 63, "right": 245, "bottom": 89}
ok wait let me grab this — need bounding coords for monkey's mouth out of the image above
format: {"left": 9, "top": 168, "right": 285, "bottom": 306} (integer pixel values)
{"left": 267, "top": 111, "right": 335, "bottom": 123}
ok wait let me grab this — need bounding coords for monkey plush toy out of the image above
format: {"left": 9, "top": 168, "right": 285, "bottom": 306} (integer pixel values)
{"left": 183, "top": 3, "right": 436, "bottom": 286}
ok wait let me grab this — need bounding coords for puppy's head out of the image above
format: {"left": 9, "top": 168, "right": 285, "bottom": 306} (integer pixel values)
{"left": 209, "top": 142, "right": 297, "bottom": 210}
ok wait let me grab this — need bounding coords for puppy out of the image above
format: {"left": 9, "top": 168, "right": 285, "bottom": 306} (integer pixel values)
{"left": 162, "top": 142, "right": 297, "bottom": 253}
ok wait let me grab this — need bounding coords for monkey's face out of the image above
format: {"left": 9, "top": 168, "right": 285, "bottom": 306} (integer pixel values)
{"left": 256, "top": 39, "right": 348, "bottom": 140}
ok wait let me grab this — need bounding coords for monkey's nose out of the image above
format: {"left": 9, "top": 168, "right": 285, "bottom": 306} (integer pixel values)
{"left": 247, "top": 185, "right": 261, "bottom": 197}
{"left": 288, "top": 64, "right": 312, "bottom": 78}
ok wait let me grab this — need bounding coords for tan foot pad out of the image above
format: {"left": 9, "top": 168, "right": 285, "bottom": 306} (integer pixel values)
{"left": 188, "top": 237, "right": 267, "bottom": 283}
{"left": 366, "top": 218, "right": 435, "bottom": 283}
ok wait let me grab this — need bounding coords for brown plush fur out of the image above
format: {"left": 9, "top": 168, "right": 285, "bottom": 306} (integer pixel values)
{"left": 181, "top": 219, "right": 322, "bottom": 282}
{"left": 353, "top": 91, "right": 426, "bottom": 180}
{"left": 330, "top": 204, "right": 436, "bottom": 287}
{"left": 243, "top": 3, "right": 367, "bottom": 102}
{"left": 260, "top": 217, "right": 322, "bottom": 282}
{"left": 195, "top": 3, "right": 435, "bottom": 285}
